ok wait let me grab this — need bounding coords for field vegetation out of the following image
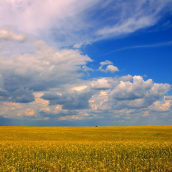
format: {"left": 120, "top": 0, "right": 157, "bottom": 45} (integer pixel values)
{"left": 0, "top": 126, "right": 172, "bottom": 171}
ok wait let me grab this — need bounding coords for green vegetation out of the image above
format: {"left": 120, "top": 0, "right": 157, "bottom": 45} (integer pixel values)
{"left": 0, "top": 126, "right": 172, "bottom": 171}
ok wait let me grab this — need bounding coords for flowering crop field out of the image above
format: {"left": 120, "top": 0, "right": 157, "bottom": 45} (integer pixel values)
{"left": 0, "top": 126, "right": 172, "bottom": 172}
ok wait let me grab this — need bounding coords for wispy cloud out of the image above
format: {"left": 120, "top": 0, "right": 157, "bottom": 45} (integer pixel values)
{"left": 96, "top": 41, "right": 172, "bottom": 56}
{"left": 0, "top": 0, "right": 171, "bottom": 47}
{"left": 115, "top": 41, "right": 172, "bottom": 52}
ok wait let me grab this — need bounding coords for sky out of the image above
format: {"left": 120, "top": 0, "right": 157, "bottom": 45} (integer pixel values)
{"left": 0, "top": 0, "right": 172, "bottom": 126}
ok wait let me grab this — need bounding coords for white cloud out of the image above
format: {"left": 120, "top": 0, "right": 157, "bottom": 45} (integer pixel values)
{"left": 82, "top": 65, "right": 94, "bottom": 71}
{"left": 110, "top": 76, "right": 170, "bottom": 101}
{"left": 0, "top": 28, "right": 27, "bottom": 42}
{"left": 99, "top": 60, "right": 119, "bottom": 73}
{"left": 91, "top": 78, "right": 111, "bottom": 90}
{"left": 96, "top": 16, "right": 154, "bottom": 37}
{"left": 100, "top": 60, "right": 113, "bottom": 66}
{"left": 73, "top": 42, "right": 91, "bottom": 49}
{"left": 0, "top": 0, "right": 99, "bottom": 45}
{"left": 96, "top": 0, "right": 172, "bottom": 38}
{"left": 119, "top": 74, "right": 133, "bottom": 81}
{"left": 0, "top": 40, "right": 93, "bottom": 106}
{"left": 99, "top": 76, "right": 171, "bottom": 110}
{"left": 73, "top": 43, "right": 83, "bottom": 48}
{"left": 106, "top": 65, "right": 119, "bottom": 73}
{"left": 1, "top": 0, "right": 171, "bottom": 46}
{"left": 149, "top": 100, "right": 172, "bottom": 112}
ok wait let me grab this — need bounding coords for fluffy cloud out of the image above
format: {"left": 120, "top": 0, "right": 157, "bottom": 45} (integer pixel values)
{"left": 41, "top": 88, "right": 94, "bottom": 110}
{"left": 0, "top": 39, "right": 93, "bottom": 106}
{"left": 100, "top": 60, "right": 113, "bottom": 66}
{"left": 91, "top": 78, "right": 111, "bottom": 90}
{"left": 0, "top": 28, "right": 27, "bottom": 42}
{"left": 106, "top": 65, "right": 119, "bottom": 73}
{"left": 0, "top": 88, "right": 9, "bottom": 97}
{"left": 150, "top": 100, "right": 172, "bottom": 112}
{"left": 99, "top": 60, "right": 119, "bottom": 73}
{"left": 0, "top": 40, "right": 92, "bottom": 93}
{"left": 99, "top": 76, "right": 171, "bottom": 110}
{"left": 81, "top": 65, "right": 94, "bottom": 72}
{"left": 11, "top": 87, "right": 35, "bottom": 103}
{"left": 119, "top": 74, "right": 133, "bottom": 81}
{"left": 110, "top": 76, "right": 153, "bottom": 100}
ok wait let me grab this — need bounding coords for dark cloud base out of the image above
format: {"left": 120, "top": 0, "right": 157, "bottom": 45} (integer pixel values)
{"left": 1, "top": 116, "right": 172, "bottom": 126}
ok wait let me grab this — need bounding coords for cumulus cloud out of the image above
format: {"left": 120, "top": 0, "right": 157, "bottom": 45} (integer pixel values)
{"left": 110, "top": 76, "right": 153, "bottom": 100}
{"left": 11, "top": 87, "right": 35, "bottom": 103}
{"left": 0, "top": 28, "right": 27, "bottom": 42}
{"left": 149, "top": 100, "right": 172, "bottom": 112}
{"left": 82, "top": 65, "right": 94, "bottom": 72}
{"left": 41, "top": 88, "right": 94, "bottom": 110}
{"left": 99, "top": 60, "right": 119, "bottom": 73}
{"left": 119, "top": 74, "right": 133, "bottom": 81}
{"left": 99, "top": 76, "right": 171, "bottom": 110}
{"left": 100, "top": 60, "right": 113, "bottom": 66}
{"left": 0, "top": 88, "right": 9, "bottom": 97}
{"left": 0, "top": 40, "right": 92, "bottom": 93}
{"left": 91, "top": 78, "right": 111, "bottom": 90}
{"left": 106, "top": 65, "right": 119, "bottom": 73}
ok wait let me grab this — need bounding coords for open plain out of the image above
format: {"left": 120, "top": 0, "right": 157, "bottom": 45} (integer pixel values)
{"left": 0, "top": 126, "right": 172, "bottom": 171}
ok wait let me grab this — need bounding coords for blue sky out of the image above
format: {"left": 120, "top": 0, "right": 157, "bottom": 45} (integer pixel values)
{"left": 0, "top": 0, "right": 172, "bottom": 126}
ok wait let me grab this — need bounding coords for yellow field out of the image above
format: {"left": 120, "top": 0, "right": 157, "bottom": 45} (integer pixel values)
{"left": 0, "top": 126, "right": 172, "bottom": 172}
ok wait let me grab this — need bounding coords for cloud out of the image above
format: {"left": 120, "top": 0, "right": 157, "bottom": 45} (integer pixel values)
{"left": 40, "top": 110, "right": 76, "bottom": 118}
{"left": 99, "top": 60, "right": 119, "bottom": 73}
{"left": 106, "top": 65, "right": 119, "bottom": 73}
{"left": 73, "top": 42, "right": 91, "bottom": 49}
{"left": 1, "top": 0, "right": 171, "bottom": 46}
{"left": 0, "top": 88, "right": 9, "bottom": 97}
{"left": 164, "top": 96, "right": 172, "bottom": 100}
{"left": 11, "top": 87, "right": 35, "bottom": 103}
{"left": 96, "top": 16, "right": 154, "bottom": 37}
{"left": 119, "top": 75, "right": 133, "bottom": 81}
{"left": 108, "top": 41, "right": 172, "bottom": 54}
{"left": 96, "top": 0, "right": 172, "bottom": 38}
{"left": 81, "top": 65, "right": 94, "bottom": 71}
{"left": 0, "top": 40, "right": 92, "bottom": 93}
{"left": 91, "top": 78, "right": 111, "bottom": 90}
{"left": 99, "top": 76, "right": 171, "bottom": 110}
{"left": 0, "top": 28, "right": 27, "bottom": 42}
{"left": 100, "top": 60, "right": 113, "bottom": 66}
{"left": 149, "top": 100, "right": 172, "bottom": 112}
{"left": 0, "top": 0, "right": 99, "bottom": 45}
{"left": 110, "top": 76, "right": 153, "bottom": 101}
{"left": 41, "top": 88, "right": 94, "bottom": 110}
{"left": 73, "top": 43, "right": 83, "bottom": 49}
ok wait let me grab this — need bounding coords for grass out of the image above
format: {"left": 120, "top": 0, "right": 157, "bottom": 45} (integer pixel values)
{"left": 0, "top": 126, "right": 172, "bottom": 171}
